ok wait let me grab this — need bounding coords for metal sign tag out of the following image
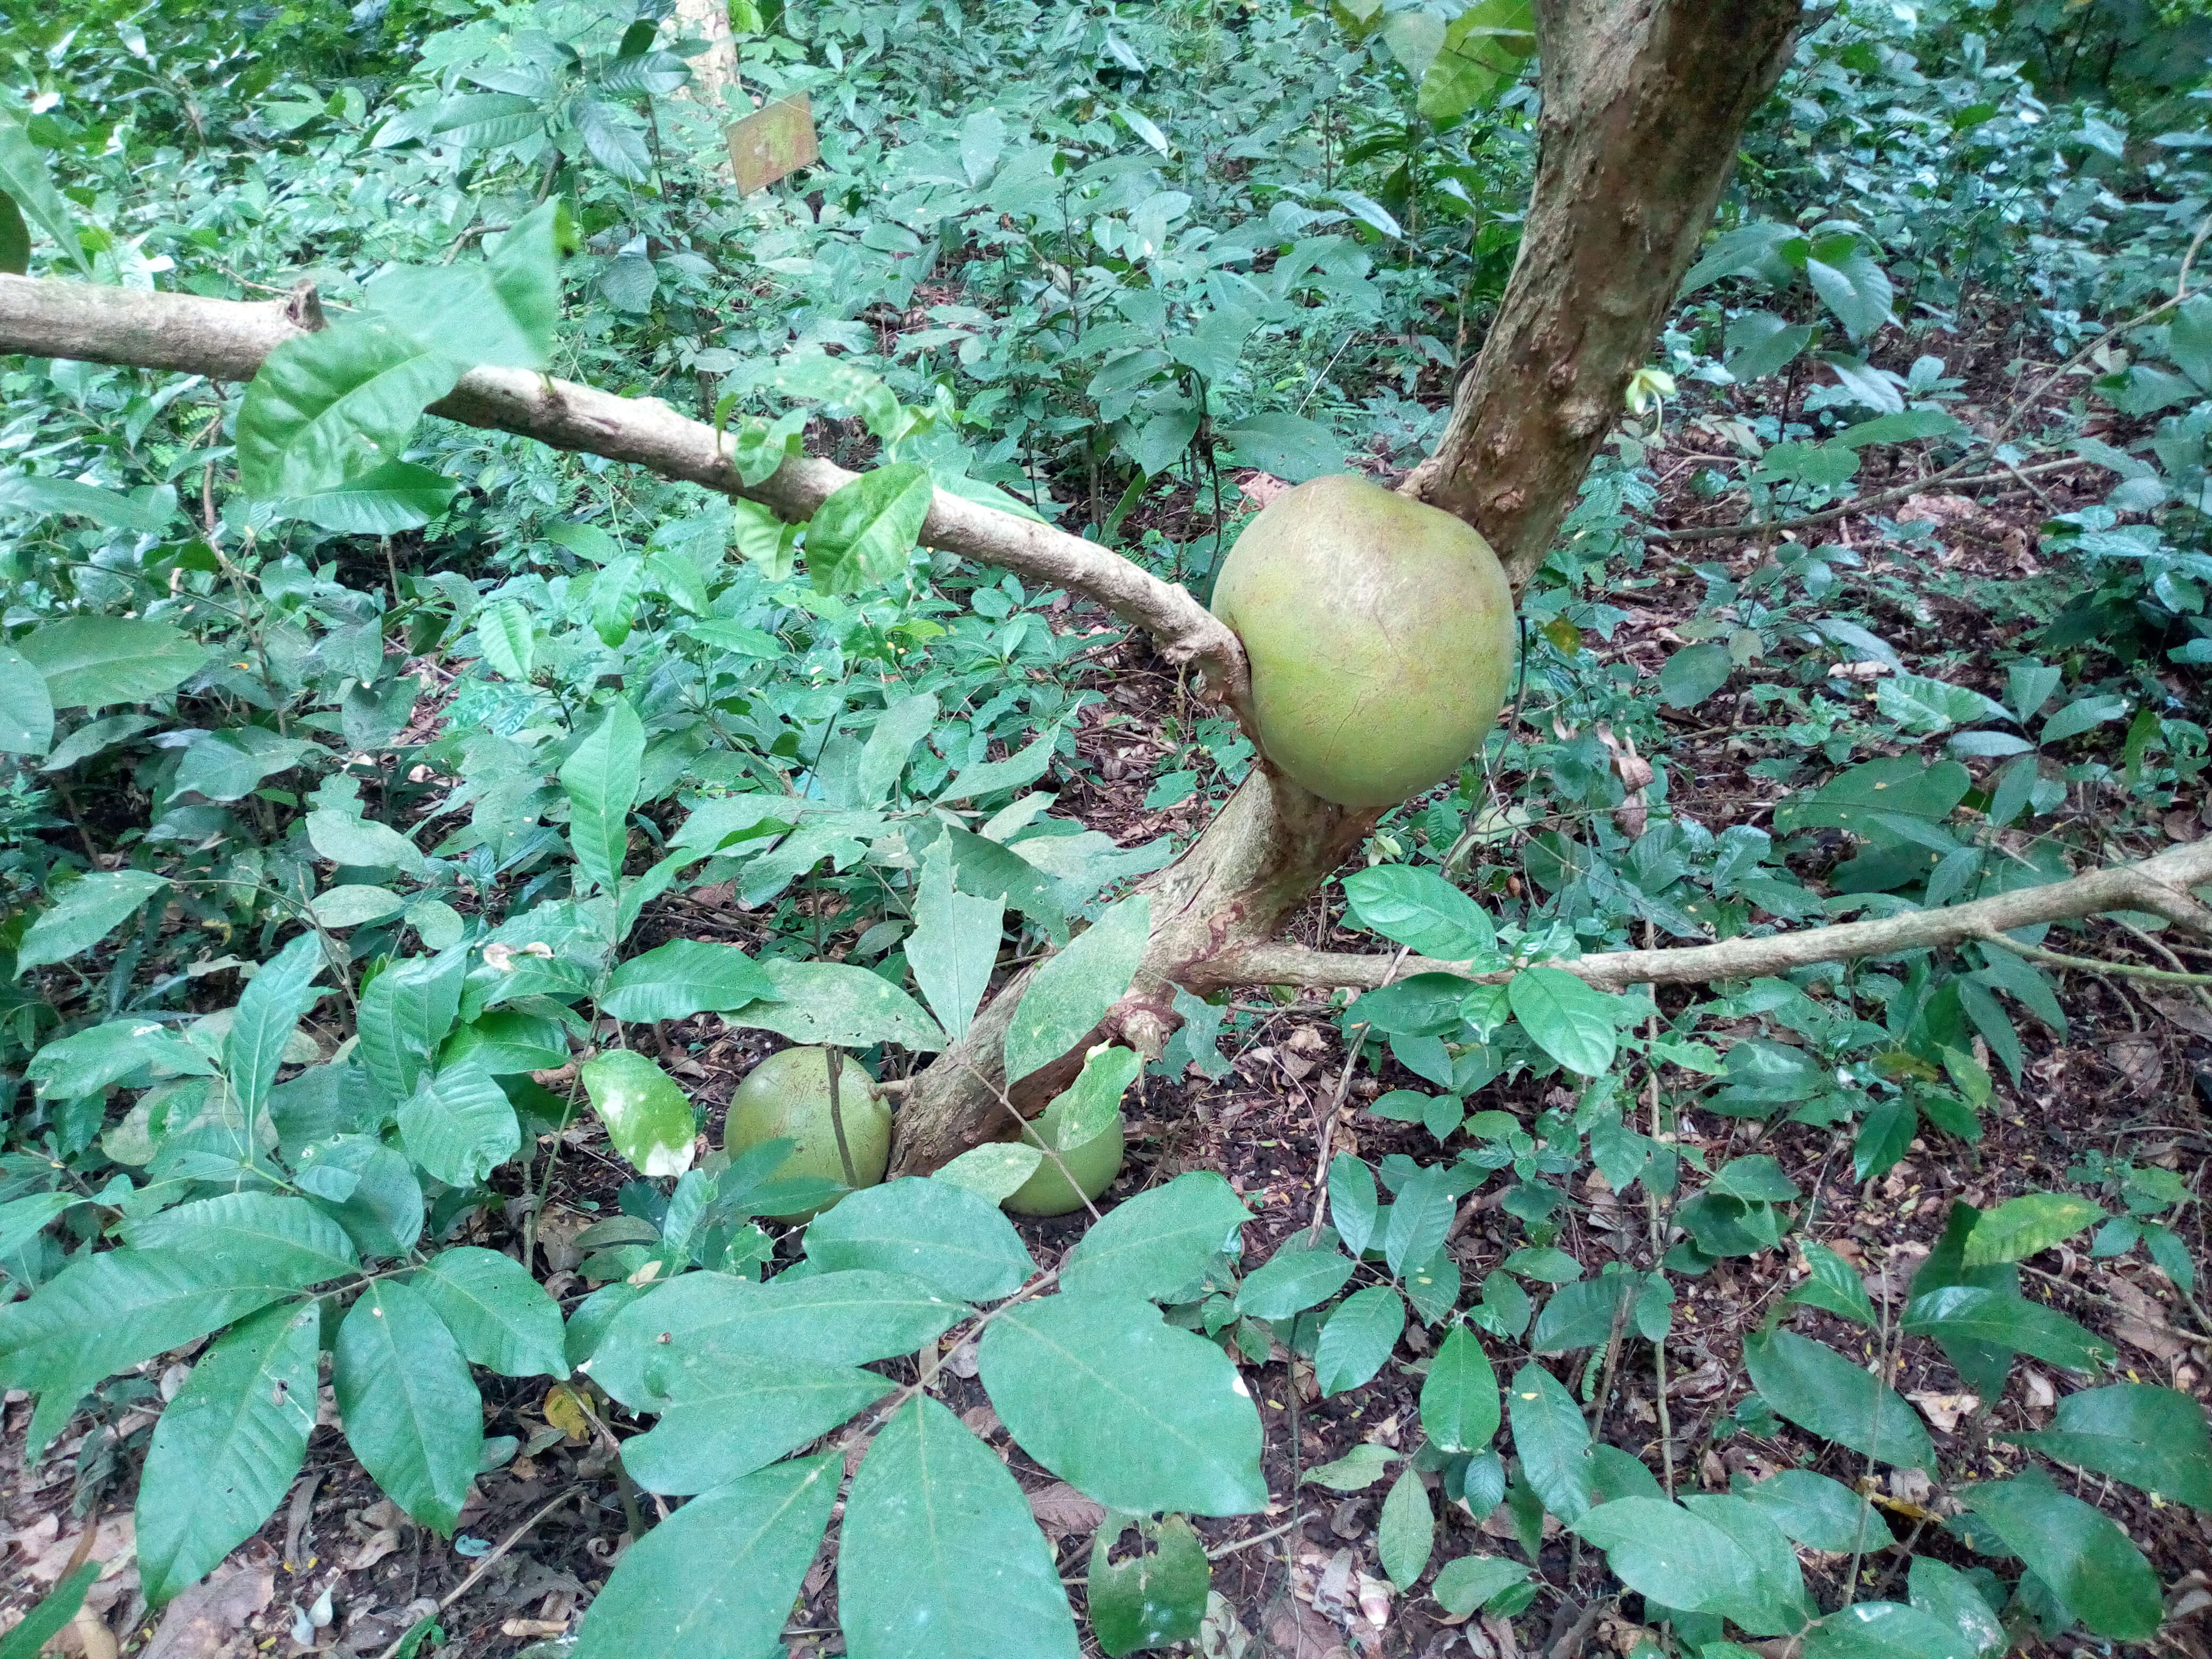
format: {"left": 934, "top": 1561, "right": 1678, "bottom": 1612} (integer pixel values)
{"left": 726, "top": 94, "right": 820, "bottom": 196}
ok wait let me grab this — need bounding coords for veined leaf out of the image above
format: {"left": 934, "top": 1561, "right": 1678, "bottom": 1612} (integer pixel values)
{"left": 601, "top": 939, "right": 775, "bottom": 1023}
{"left": 0, "top": 118, "right": 87, "bottom": 272}
{"left": 476, "top": 599, "right": 534, "bottom": 680}
{"left": 572, "top": 1454, "right": 841, "bottom": 1659}
{"left": 1960, "top": 1192, "right": 2102, "bottom": 1266}
{"left": 619, "top": 1356, "right": 892, "bottom": 1494}
{"left": 237, "top": 320, "right": 463, "bottom": 499}
{"left": 334, "top": 1279, "right": 482, "bottom": 1534}
{"left": 286, "top": 458, "right": 457, "bottom": 534}
{"left": 908, "top": 843, "right": 1004, "bottom": 1041}
{"left": 0, "top": 644, "right": 54, "bottom": 757}
{"left": 15, "top": 870, "right": 168, "bottom": 974}
{"left": 16, "top": 617, "right": 206, "bottom": 711}
{"left": 1340, "top": 865, "right": 1495, "bottom": 960}
{"left": 726, "top": 958, "right": 946, "bottom": 1052}
{"left": 1234, "top": 1244, "right": 1354, "bottom": 1322}
{"left": 410, "top": 1246, "right": 567, "bottom": 1378}
{"left": 1507, "top": 966, "right": 1620, "bottom": 1077}
{"left": 1999, "top": 1382, "right": 2212, "bottom": 1512}
{"left": 560, "top": 699, "right": 644, "bottom": 895}
{"left": 580, "top": 1049, "right": 698, "bottom": 1179}
{"left": 1316, "top": 1285, "right": 1405, "bottom": 1396}
{"left": 1058, "top": 1171, "right": 1247, "bottom": 1302}
{"left": 1421, "top": 1324, "right": 1501, "bottom": 1453}
{"left": 1004, "top": 894, "right": 1151, "bottom": 1083}
{"left": 803, "top": 1177, "right": 1034, "bottom": 1303}
{"left": 122, "top": 1193, "right": 359, "bottom": 1286}
{"left": 1960, "top": 1474, "right": 2160, "bottom": 1641}
{"left": 1508, "top": 1361, "right": 1595, "bottom": 1521}
{"left": 137, "top": 1301, "right": 320, "bottom": 1604}
{"left": 979, "top": 1292, "right": 1266, "bottom": 1515}
{"left": 840, "top": 1395, "right": 1080, "bottom": 1659}
{"left": 1744, "top": 1328, "right": 1931, "bottom": 1469}
{"left": 807, "top": 463, "right": 934, "bottom": 593}
{"left": 224, "top": 932, "right": 326, "bottom": 1121}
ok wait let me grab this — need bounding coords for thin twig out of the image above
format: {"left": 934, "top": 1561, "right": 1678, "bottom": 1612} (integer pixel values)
{"left": 1975, "top": 927, "right": 2212, "bottom": 987}
{"left": 824, "top": 1044, "right": 860, "bottom": 1190}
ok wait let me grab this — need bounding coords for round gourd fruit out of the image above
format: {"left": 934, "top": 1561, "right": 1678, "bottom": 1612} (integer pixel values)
{"left": 1210, "top": 473, "right": 1516, "bottom": 809}
{"left": 721, "top": 1047, "right": 890, "bottom": 1222}
{"left": 1002, "top": 1093, "right": 1127, "bottom": 1217}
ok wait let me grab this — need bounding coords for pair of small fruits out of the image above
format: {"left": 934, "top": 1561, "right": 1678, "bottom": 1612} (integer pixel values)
{"left": 723, "top": 1044, "right": 1122, "bottom": 1220}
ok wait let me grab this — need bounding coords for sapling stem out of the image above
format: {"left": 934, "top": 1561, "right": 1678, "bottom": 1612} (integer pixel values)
{"left": 824, "top": 1043, "right": 860, "bottom": 1190}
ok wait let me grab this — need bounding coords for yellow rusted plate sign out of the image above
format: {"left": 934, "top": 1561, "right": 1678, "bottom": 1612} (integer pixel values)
{"left": 726, "top": 94, "right": 819, "bottom": 195}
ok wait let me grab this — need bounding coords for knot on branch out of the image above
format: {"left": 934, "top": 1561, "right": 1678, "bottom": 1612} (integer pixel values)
{"left": 282, "top": 280, "right": 325, "bottom": 333}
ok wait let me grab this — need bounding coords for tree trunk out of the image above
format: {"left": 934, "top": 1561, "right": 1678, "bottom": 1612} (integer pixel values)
{"left": 889, "top": 768, "right": 1376, "bottom": 1174}
{"left": 673, "top": 0, "right": 744, "bottom": 109}
{"left": 1401, "top": 0, "right": 1804, "bottom": 591}
{"left": 890, "top": 0, "right": 1805, "bottom": 1169}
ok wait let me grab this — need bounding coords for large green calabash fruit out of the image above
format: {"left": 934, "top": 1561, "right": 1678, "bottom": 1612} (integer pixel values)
{"left": 720, "top": 1046, "right": 891, "bottom": 1222}
{"left": 1002, "top": 1092, "right": 1127, "bottom": 1217}
{"left": 1211, "top": 474, "right": 1516, "bottom": 809}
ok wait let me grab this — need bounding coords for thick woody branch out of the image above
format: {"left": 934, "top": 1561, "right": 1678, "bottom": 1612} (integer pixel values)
{"left": 1400, "top": 0, "right": 1803, "bottom": 589}
{"left": 1185, "top": 837, "right": 2212, "bottom": 995}
{"left": 0, "top": 274, "right": 1250, "bottom": 713}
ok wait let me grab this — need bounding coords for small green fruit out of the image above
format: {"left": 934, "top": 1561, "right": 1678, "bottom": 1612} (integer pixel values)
{"left": 1003, "top": 1092, "right": 1127, "bottom": 1218}
{"left": 1211, "top": 473, "right": 1516, "bottom": 808}
{"left": 721, "top": 1046, "right": 890, "bottom": 1221}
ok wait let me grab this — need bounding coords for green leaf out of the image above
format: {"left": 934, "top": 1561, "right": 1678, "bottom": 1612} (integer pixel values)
{"left": 0, "top": 644, "right": 53, "bottom": 757}
{"left": 1724, "top": 311, "right": 1815, "bottom": 381}
{"left": 15, "top": 870, "right": 168, "bottom": 974}
{"left": 400, "top": 1066, "right": 520, "bottom": 1194}
{"left": 1316, "top": 1285, "right": 1405, "bottom": 1396}
{"left": 1005, "top": 894, "right": 1152, "bottom": 1083}
{"left": 1416, "top": 0, "right": 1535, "bottom": 119}
{"left": 1960, "top": 1473, "right": 2161, "bottom": 1640}
{"left": 1907, "top": 1557, "right": 2006, "bottom": 1656}
{"left": 1773, "top": 756, "right": 1970, "bottom": 852}
{"left": 16, "top": 617, "right": 206, "bottom": 711}
{"left": 0, "top": 119, "right": 86, "bottom": 272}
{"left": 981, "top": 1292, "right": 1265, "bottom": 1515}
{"left": 0, "top": 1249, "right": 321, "bottom": 1455}
{"left": 909, "top": 844, "right": 1004, "bottom": 1041}
{"left": 1960, "top": 1193, "right": 2102, "bottom": 1266}
{"left": 1328, "top": 1154, "right": 1378, "bottom": 1258}
{"left": 587, "top": 1269, "right": 963, "bottom": 1410}
{"left": 136, "top": 1301, "right": 320, "bottom": 1604}
{"left": 1507, "top": 966, "right": 1619, "bottom": 1077}
{"left": 2039, "top": 694, "right": 2126, "bottom": 745}
{"left": 840, "top": 1395, "right": 1080, "bottom": 1659}
{"left": 726, "top": 958, "right": 947, "bottom": 1052}
{"left": 1573, "top": 1496, "right": 1805, "bottom": 1636}
{"left": 1791, "top": 1238, "right": 1876, "bottom": 1326}
{"left": 357, "top": 949, "right": 465, "bottom": 1102}
{"left": 1805, "top": 246, "right": 1895, "bottom": 340}
{"left": 1088, "top": 1516, "right": 1210, "bottom": 1658}
{"left": 411, "top": 1246, "right": 567, "bottom": 1378}
{"left": 1219, "top": 410, "right": 1344, "bottom": 481}
{"left": 173, "top": 728, "right": 314, "bottom": 803}
{"left": 932, "top": 1143, "right": 1046, "bottom": 1203}
{"left": 440, "top": 1009, "right": 567, "bottom": 1075}
{"left": 1709, "top": 1156, "right": 1802, "bottom": 1202}
{"left": 602, "top": 940, "right": 774, "bottom": 1023}
{"left": 1049, "top": 1044, "right": 1141, "bottom": 1151}
{"left": 1735, "top": 1469, "right": 1875, "bottom": 1552}
{"left": 574, "top": 1456, "right": 840, "bottom": 1659}
{"left": 1234, "top": 1245, "right": 1355, "bottom": 1322}
{"left": 590, "top": 554, "right": 645, "bottom": 647}
{"left": 1384, "top": 1165, "right": 1455, "bottom": 1278}
{"left": 122, "top": 1193, "right": 359, "bottom": 1285}
{"left": 1421, "top": 1324, "right": 1501, "bottom": 1453}
{"left": 1901, "top": 1285, "right": 2111, "bottom": 1373}
{"left": 2000, "top": 1382, "right": 2212, "bottom": 1512}
{"left": 287, "top": 458, "right": 457, "bottom": 533}
{"left": 803, "top": 1177, "right": 1034, "bottom": 1303}
{"left": 1303, "top": 1442, "right": 1397, "bottom": 1490}
{"left": 1432, "top": 1554, "right": 1530, "bottom": 1616}
{"left": 618, "top": 1354, "right": 892, "bottom": 1494}
{"left": 560, "top": 699, "right": 643, "bottom": 895}
{"left": 0, "top": 188, "right": 24, "bottom": 275}
{"left": 1058, "top": 1172, "right": 1248, "bottom": 1301}
{"left": 363, "top": 200, "right": 563, "bottom": 371}
{"left": 0, "top": 475, "right": 177, "bottom": 531}
{"left": 1340, "top": 866, "right": 1495, "bottom": 959}
{"left": 225, "top": 933, "right": 325, "bottom": 1122}
{"left": 1803, "top": 1601, "right": 1980, "bottom": 1659}
{"left": 476, "top": 599, "right": 535, "bottom": 680}
{"left": 0, "top": 1564, "right": 98, "bottom": 1659}
{"left": 238, "top": 320, "right": 463, "bottom": 498}
{"left": 854, "top": 691, "right": 940, "bottom": 809}
{"left": 1659, "top": 642, "right": 1733, "bottom": 708}
{"left": 1509, "top": 1361, "right": 1595, "bottom": 1521}
{"left": 0, "top": 1193, "right": 76, "bottom": 1259}
{"left": 334, "top": 1279, "right": 482, "bottom": 1534}
{"left": 306, "top": 808, "right": 430, "bottom": 874}
{"left": 580, "top": 1049, "right": 697, "bottom": 1179}
{"left": 807, "top": 463, "right": 934, "bottom": 593}
{"left": 1378, "top": 1463, "right": 1434, "bottom": 1590}
{"left": 1742, "top": 1328, "right": 1931, "bottom": 1469}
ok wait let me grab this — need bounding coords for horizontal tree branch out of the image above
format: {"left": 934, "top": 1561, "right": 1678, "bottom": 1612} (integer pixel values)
{"left": 0, "top": 274, "right": 1251, "bottom": 714}
{"left": 1185, "top": 836, "right": 2212, "bottom": 994}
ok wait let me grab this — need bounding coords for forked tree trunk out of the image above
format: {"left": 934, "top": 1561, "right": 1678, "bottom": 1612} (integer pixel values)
{"left": 887, "top": 0, "right": 1806, "bottom": 1170}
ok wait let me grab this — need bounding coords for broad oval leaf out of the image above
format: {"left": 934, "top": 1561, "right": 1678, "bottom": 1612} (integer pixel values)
{"left": 1506, "top": 966, "right": 1619, "bottom": 1077}
{"left": 1340, "top": 866, "right": 1495, "bottom": 960}
{"left": 840, "top": 1395, "right": 1080, "bottom": 1659}
{"left": 602, "top": 939, "right": 776, "bottom": 1023}
{"left": 1743, "top": 1328, "right": 1931, "bottom": 1470}
{"left": 1960, "top": 1474, "right": 2161, "bottom": 1641}
{"left": 398, "top": 1062, "right": 522, "bottom": 1188}
{"left": 1999, "top": 1382, "right": 2212, "bottom": 1513}
{"left": 1507, "top": 1360, "right": 1594, "bottom": 1522}
{"left": 237, "top": 319, "right": 462, "bottom": 498}
{"left": 1421, "top": 1324, "right": 1501, "bottom": 1454}
{"left": 0, "top": 643, "right": 54, "bottom": 757}
{"left": 1003, "top": 894, "right": 1152, "bottom": 1083}
{"left": 804, "top": 1177, "right": 1034, "bottom": 1303}
{"left": 1235, "top": 1245, "right": 1355, "bottom": 1322}
{"left": 1959, "top": 1192, "right": 2103, "bottom": 1267}
{"left": 619, "top": 1355, "right": 892, "bottom": 1495}
{"left": 806, "top": 463, "right": 935, "bottom": 594}
{"left": 1315, "top": 1285, "right": 1405, "bottom": 1397}
{"left": 980, "top": 1292, "right": 1266, "bottom": 1515}
{"left": 16, "top": 870, "right": 169, "bottom": 974}
{"left": 1378, "top": 1463, "right": 1434, "bottom": 1590}
{"left": 16, "top": 617, "right": 205, "bottom": 711}
{"left": 122, "top": 1193, "right": 358, "bottom": 1286}
{"left": 572, "top": 1453, "right": 840, "bottom": 1659}
{"left": 1057, "top": 1171, "right": 1248, "bottom": 1302}
{"left": 580, "top": 1048, "right": 698, "bottom": 1179}
{"left": 728, "top": 958, "right": 947, "bottom": 1053}
{"left": 410, "top": 1246, "right": 567, "bottom": 1378}
{"left": 136, "top": 1301, "right": 320, "bottom": 1605}
{"left": 333, "top": 1279, "right": 482, "bottom": 1534}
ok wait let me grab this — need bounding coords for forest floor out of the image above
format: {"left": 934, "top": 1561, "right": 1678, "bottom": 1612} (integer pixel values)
{"left": 6, "top": 381, "right": 2212, "bottom": 1659}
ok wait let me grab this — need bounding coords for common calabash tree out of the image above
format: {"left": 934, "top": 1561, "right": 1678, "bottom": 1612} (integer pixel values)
{"left": 4, "top": 0, "right": 2211, "bottom": 1654}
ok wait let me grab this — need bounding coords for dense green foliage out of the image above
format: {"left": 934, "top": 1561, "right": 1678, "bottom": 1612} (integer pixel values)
{"left": 1, "top": 0, "right": 2209, "bottom": 1654}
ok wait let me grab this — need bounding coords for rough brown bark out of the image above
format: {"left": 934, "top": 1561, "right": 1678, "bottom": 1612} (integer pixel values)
{"left": 1400, "top": 0, "right": 1804, "bottom": 590}
{"left": 889, "top": 769, "right": 1377, "bottom": 1173}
